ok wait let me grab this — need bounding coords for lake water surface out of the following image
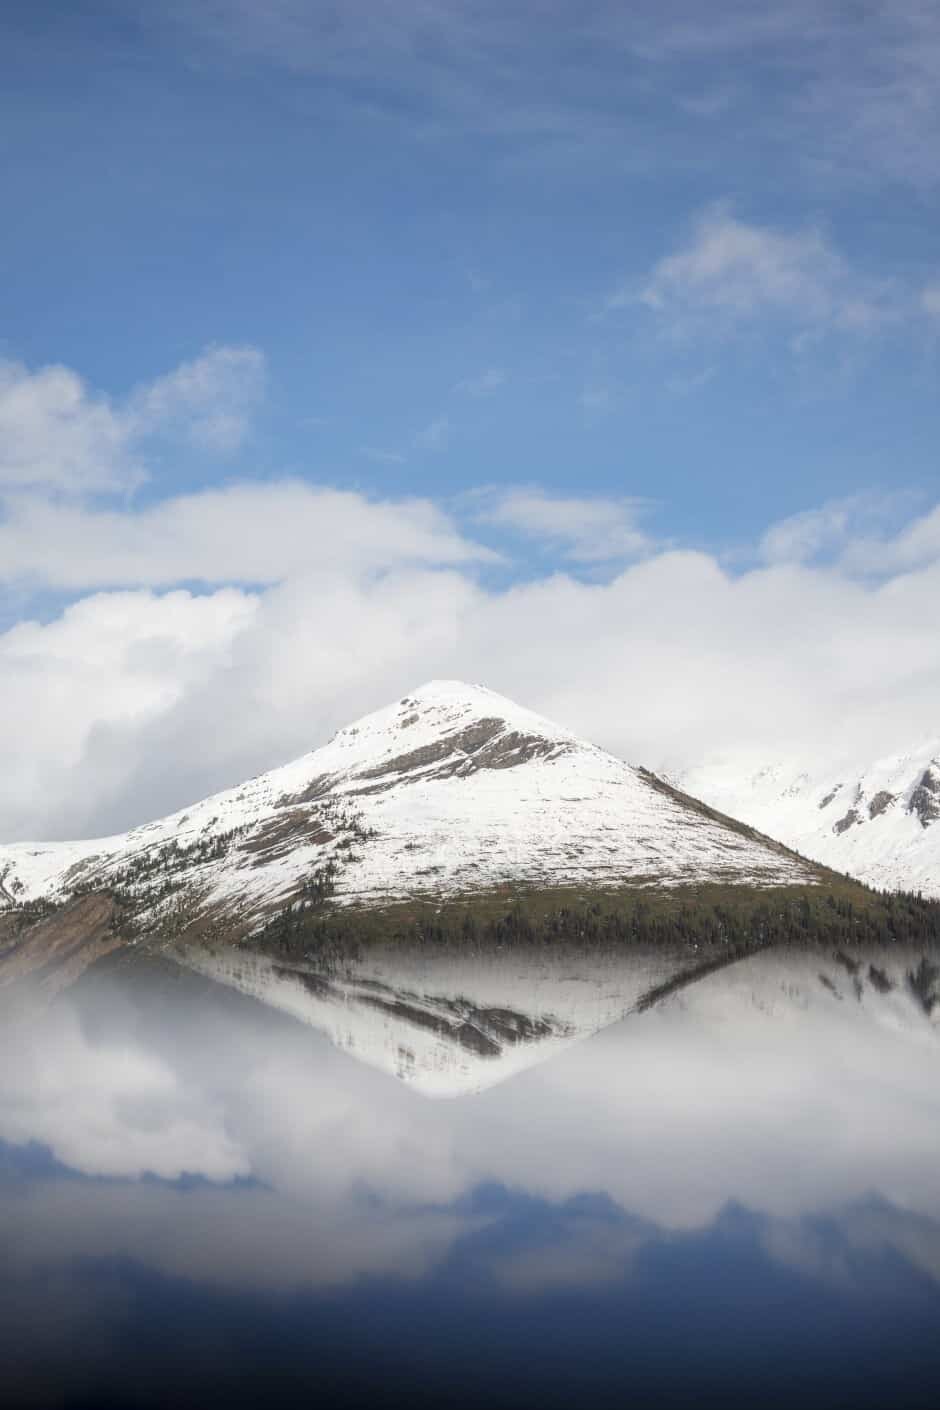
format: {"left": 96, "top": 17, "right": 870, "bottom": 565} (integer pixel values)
{"left": 2, "top": 940, "right": 939, "bottom": 1408}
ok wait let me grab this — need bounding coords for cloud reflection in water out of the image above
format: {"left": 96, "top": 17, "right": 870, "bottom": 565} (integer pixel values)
{"left": 1, "top": 941, "right": 939, "bottom": 1406}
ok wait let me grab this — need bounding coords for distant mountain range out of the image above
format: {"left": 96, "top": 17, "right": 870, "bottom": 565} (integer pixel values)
{"left": 679, "top": 745, "right": 940, "bottom": 899}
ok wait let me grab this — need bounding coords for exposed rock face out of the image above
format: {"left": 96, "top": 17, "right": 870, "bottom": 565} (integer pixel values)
{"left": 833, "top": 808, "right": 862, "bottom": 835}
{"left": 909, "top": 764, "right": 940, "bottom": 829}
{"left": 868, "top": 791, "right": 896, "bottom": 819}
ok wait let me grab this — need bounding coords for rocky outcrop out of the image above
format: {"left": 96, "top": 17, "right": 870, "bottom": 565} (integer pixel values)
{"left": 908, "top": 763, "right": 940, "bottom": 829}
{"left": 868, "top": 790, "right": 896, "bottom": 819}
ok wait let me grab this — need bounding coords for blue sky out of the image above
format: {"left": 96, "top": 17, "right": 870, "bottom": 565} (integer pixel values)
{"left": 2, "top": 1, "right": 940, "bottom": 836}
{"left": 4, "top": 1, "right": 939, "bottom": 542}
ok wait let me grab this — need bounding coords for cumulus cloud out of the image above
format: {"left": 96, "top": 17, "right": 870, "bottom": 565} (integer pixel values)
{"left": 0, "top": 345, "right": 264, "bottom": 495}
{"left": 474, "top": 488, "right": 652, "bottom": 563}
{"left": 0, "top": 589, "right": 255, "bottom": 838}
{"left": 0, "top": 361, "right": 141, "bottom": 493}
{"left": 624, "top": 206, "right": 891, "bottom": 336}
{"left": 0, "top": 481, "right": 492, "bottom": 590}
{"left": 4, "top": 494, "right": 940, "bottom": 839}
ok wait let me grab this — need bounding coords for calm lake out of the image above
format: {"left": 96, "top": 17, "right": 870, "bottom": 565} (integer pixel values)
{"left": 2, "top": 939, "right": 939, "bottom": 1408}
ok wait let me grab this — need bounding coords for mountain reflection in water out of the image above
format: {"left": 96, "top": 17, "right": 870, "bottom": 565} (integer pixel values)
{"left": 1, "top": 939, "right": 939, "bottom": 1408}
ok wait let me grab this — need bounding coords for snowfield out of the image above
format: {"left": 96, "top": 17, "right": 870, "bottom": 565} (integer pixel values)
{"left": 679, "top": 745, "right": 940, "bottom": 899}
{"left": 0, "top": 680, "right": 816, "bottom": 933}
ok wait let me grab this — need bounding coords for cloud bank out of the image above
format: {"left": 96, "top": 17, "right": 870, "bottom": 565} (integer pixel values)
{"left": 4, "top": 496, "right": 940, "bottom": 840}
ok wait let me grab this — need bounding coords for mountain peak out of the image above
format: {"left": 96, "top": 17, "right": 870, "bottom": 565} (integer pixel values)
{"left": 406, "top": 678, "right": 496, "bottom": 701}
{"left": 0, "top": 682, "right": 820, "bottom": 932}
{"left": 320, "top": 680, "right": 578, "bottom": 780}
{"left": 356, "top": 678, "right": 572, "bottom": 736}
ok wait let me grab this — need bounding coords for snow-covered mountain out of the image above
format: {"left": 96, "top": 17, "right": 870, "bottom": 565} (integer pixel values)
{"left": 679, "top": 744, "right": 940, "bottom": 898}
{"left": 0, "top": 680, "right": 818, "bottom": 942}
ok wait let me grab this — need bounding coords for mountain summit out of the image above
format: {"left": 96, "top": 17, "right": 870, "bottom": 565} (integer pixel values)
{"left": 1, "top": 680, "right": 819, "bottom": 941}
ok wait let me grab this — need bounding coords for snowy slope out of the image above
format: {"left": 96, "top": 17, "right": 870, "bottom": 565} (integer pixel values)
{"left": 0, "top": 680, "right": 817, "bottom": 937}
{"left": 679, "top": 744, "right": 940, "bottom": 898}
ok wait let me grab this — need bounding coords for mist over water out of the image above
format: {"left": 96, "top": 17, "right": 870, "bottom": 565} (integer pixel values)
{"left": 2, "top": 942, "right": 939, "bottom": 1408}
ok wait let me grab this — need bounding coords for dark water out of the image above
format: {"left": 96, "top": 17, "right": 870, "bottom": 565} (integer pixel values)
{"left": 2, "top": 941, "right": 939, "bottom": 1409}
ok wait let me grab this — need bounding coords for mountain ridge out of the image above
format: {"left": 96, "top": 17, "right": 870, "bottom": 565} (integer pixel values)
{"left": 679, "top": 742, "right": 940, "bottom": 899}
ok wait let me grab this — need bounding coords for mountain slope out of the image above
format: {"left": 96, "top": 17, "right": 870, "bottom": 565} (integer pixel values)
{"left": 0, "top": 680, "right": 821, "bottom": 944}
{"left": 679, "top": 743, "right": 940, "bottom": 899}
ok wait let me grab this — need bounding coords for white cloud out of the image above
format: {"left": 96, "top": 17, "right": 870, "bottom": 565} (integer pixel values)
{"left": 0, "top": 345, "right": 265, "bottom": 495}
{"left": 0, "top": 588, "right": 255, "bottom": 839}
{"left": 760, "top": 502, "right": 856, "bottom": 566}
{"left": 454, "top": 368, "right": 506, "bottom": 397}
{"left": 840, "top": 503, "right": 940, "bottom": 576}
{"left": 0, "top": 361, "right": 140, "bottom": 493}
{"left": 5, "top": 495, "right": 940, "bottom": 841}
{"left": 129, "top": 343, "right": 265, "bottom": 453}
{"left": 923, "top": 283, "right": 940, "bottom": 317}
{"left": 758, "top": 492, "right": 915, "bottom": 567}
{"left": 0, "top": 480, "right": 491, "bottom": 590}
{"left": 626, "top": 207, "right": 890, "bottom": 336}
{"left": 760, "top": 494, "right": 940, "bottom": 578}
{"left": 475, "top": 488, "right": 651, "bottom": 563}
